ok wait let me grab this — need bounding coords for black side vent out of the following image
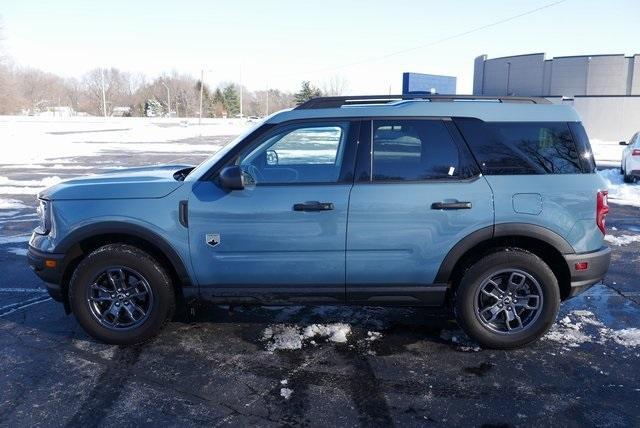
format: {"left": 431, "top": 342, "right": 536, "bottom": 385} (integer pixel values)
{"left": 179, "top": 201, "right": 188, "bottom": 227}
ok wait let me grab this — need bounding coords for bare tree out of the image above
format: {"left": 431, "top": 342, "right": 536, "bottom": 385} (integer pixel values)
{"left": 322, "top": 75, "right": 349, "bottom": 96}
{"left": 0, "top": 17, "right": 20, "bottom": 114}
{"left": 82, "top": 68, "right": 134, "bottom": 115}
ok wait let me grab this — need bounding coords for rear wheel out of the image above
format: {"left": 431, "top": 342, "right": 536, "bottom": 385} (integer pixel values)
{"left": 454, "top": 249, "right": 560, "bottom": 349}
{"left": 69, "top": 244, "right": 175, "bottom": 345}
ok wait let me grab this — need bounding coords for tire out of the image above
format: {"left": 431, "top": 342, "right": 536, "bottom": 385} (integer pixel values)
{"left": 69, "top": 244, "right": 175, "bottom": 345}
{"left": 622, "top": 161, "right": 634, "bottom": 183}
{"left": 454, "top": 249, "right": 560, "bottom": 349}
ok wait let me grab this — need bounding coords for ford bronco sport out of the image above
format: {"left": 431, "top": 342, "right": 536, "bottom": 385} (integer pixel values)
{"left": 28, "top": 94, "right": 611, "bottom": 348}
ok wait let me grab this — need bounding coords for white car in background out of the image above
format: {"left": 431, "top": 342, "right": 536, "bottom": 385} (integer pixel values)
{"left": 620, "top": 132, "right": 640, "bottom": 183}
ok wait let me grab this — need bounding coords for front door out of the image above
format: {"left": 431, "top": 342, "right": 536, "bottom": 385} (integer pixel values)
{"left": 188, "top": 120, "right": 359, "bottom": 303}
{"left": 346, "top": 118, "right": 494, "bottom": 305}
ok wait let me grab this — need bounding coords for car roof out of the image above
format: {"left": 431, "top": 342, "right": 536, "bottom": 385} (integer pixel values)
{"left": 266, "top": 96, "right": 581, "bottom": 124}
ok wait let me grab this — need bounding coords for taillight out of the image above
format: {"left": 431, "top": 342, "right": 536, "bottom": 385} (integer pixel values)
{"left": 632, "top": 149, "right": 640, "bottom": 156}
{"left": 596, "top": 190, "right": 609, "bottom": 235}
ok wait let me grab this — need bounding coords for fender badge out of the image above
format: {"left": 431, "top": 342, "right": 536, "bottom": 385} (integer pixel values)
{"left": 206, "top": 233, "right": 220, "bottom": 247}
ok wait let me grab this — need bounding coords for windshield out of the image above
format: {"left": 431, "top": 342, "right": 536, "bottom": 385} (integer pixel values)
{"left": 184, "top": 121, "right": 264, "bottom": 181}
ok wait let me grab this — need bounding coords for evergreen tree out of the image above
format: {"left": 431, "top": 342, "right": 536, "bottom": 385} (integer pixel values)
{"left": 222, "top": 84, "right": 240, "bottom": 117}
{"left": 144, "top": 98, "right": 163, "bottom": 117}
{"left": 294, "top": 81, "right": 322, "bottom": 105}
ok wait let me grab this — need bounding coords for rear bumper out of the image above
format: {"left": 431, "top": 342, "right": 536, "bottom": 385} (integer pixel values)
{"left": 27, "top": 246, "right": 66, "bottom": 302}
{"left": 563, "top": 246, "right": 611, "bottom": 298}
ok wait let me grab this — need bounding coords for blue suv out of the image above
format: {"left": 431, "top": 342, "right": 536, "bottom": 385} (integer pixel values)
{"left": 28, "top": 95, "right": 611, "bottom": 348}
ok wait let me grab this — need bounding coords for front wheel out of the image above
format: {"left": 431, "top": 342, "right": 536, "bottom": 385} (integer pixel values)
{"left": 69, "top": 244, "right": 175, "bottom": 345}
{"left": 454, "top": 249, "right": 560, "bottom": 349}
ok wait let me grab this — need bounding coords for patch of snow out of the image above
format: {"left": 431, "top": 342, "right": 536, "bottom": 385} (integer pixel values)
{"left": 302, "top": 323, "right": 351, "bottom": 343}
{"left": 280, "top": 388, "right": 293, "bottom": 400}
{"left": 598, "top": 169, "right": 640, "bottom": 207}
{"left": 604, "top": 234, "right": 640, "bottom": 246}
{"left": 545, "top": 310, "right": 640, "bottom": 349}
{"left": 0, "top": 187, "right": 45, "bottom": 195}
{"left": 262, "top": 325, "right": 303, "bottom": 351}
{"left": 0, "top": 116, "right": 251, "bottom": 165}
{"left": 6, "top": 247, "right": 27, "bottom": 256}
{"left": 0, "top": 176, "right": 62, "bottom": 187}
{"left": 610, "top": 329, "right": 640, "bottom": 347}
{"left": 262, "top": 323, "right": 352, "bottom": 351}
{"left": 0, "top": 199, "right": 28, "bottom": 210}
{"left": 366, "top": 331, "right": 382, "bottom": 341}
{"left": 0, "top": 234, "right": 30, "bottom": 245}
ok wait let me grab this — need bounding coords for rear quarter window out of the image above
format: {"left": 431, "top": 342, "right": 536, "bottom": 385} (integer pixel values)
{"left": 454, "top": 118, "right": 592, "bottom": 175}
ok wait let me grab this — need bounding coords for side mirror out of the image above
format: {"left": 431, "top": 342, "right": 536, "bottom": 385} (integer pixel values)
{"left": 218, "top": 165, "right": 244, "bottom": 190}
{"left": 619, "top": 141, "right": 628, "bottom": 146}
{"left": 266, "top": 149, "right": 279, "bottom": 165}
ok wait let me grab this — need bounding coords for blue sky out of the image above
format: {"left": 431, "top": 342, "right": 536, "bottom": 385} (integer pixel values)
{"left": 2, "top": 0, "right": 639, "bottom": 93}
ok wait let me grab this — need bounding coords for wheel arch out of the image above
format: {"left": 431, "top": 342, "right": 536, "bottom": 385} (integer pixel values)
{"left": 56, "top": 222, "right": 193, "bottom": 304}
{"left": 436, "top": 223, "right": 574, "bottom": 300}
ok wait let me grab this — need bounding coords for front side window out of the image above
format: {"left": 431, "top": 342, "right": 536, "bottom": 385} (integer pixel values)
{"left": 239, "top": 123, "right": 348, "bottom": 184}
{"left": 372, "top": 120, "right": 461, "bottom": 181}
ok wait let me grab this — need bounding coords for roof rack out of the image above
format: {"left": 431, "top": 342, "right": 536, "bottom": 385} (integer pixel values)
{"left": 296, "top": 94, "right": 551, "bottom": 109}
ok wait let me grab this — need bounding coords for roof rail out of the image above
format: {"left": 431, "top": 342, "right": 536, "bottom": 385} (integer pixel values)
{"left": 295, "top": 94, "right": 551, "bottom": 109}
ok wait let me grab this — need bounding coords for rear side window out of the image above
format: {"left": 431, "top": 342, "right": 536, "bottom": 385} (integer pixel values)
{"left": 372, "top": 120, "right": 461, "bottom": 181}
{"left": 454, "top": 118, "right": 589, "bottom": 175}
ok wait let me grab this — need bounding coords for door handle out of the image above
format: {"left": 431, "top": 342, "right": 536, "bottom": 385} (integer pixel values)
{"left": 431, "top": 201, "right": 472, "bottom": 210}
{"left": 293, "top": 201, "right": 334, "bottom": 211}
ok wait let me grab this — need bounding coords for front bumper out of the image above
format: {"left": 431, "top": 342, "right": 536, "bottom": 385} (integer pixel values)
{"left": 563, "top": 246, "right": 611, "bottom": 298}
{"left": 27, "top": 245, "right": 67, "bottom": 302}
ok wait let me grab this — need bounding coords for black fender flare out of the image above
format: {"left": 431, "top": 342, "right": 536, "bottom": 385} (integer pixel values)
{"left": 434, "top": 223, "right": 574, "bottom": 283}
{"left": 55, "top": 221, "right": 192, "bottom": 287}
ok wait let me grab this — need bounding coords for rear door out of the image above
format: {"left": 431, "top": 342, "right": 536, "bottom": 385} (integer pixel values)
{"left": 346, "top": 118, "right": 494, "bottom": 305}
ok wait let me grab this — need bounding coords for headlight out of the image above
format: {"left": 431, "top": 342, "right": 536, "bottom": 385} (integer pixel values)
{"left": 36, "top": 199, "right": 52, "bottom": 235}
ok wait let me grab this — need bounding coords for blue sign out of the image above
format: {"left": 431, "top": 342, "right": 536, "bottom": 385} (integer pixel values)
{"left": 402, "top": 72, "right": 457, "bottom": 95}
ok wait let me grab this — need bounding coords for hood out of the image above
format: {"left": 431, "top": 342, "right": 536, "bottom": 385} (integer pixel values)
{"left": 39, "top": 164, "right": 194, "bottom": 201}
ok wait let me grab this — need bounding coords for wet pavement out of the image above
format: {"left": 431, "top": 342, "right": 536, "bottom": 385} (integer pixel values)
{"left": 0, "top": 137, "right": 639, "bottom": 427}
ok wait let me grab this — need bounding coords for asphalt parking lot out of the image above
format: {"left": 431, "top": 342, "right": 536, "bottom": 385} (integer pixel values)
{"left": 0, "top": 135, "right": 639, "bottom": 427}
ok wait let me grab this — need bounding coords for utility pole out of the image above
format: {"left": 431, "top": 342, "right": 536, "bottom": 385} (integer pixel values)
{"left": 239, "top": 65, "right": 243, "bottom": 118}
{"left": 161, "top": 81, "right": 171, "bottom": 117}
{"left": 265, "top": 84, "right": 269, "bottom": 117}
{"left": 199, "top": 69, "right": 204, "bottom": 126}
{"left": 100, "top": 68, "right": 107, "bottom": 117}
{"left": 506, "top": 62, "right": 512, "bottom": 96}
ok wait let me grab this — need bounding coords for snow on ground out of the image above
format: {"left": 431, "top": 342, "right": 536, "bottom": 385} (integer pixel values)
{"left": 0, "top": 199, "right": 28, "bottom": 210}
{"left": 6, "top": 247, "right": 28, "bottom": 256}
{"left": 598, "top": 169, "right": 640, "bottom": 207}
{"left": 0, "top": 176, "right": 63, "bottom": 195}
{"left": 0, "top": 234, "right": 30, "bottom": 245}
{"left": 280, "top": 387, "right": 293, "bottom": 400}
{"left": 544, "top": 310, "right": 640, "bottom": 349}
{"left": 366, "top": 331, "right": 382, "bottom": 342}
{"left": 604, "top": 234, "right": 640, "bottom": 246}
{"left": 0, "top": 116, "right": 252, "bottom": 166}
{"left": 262, "top": 323, "right": 351, "bottom": 352}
